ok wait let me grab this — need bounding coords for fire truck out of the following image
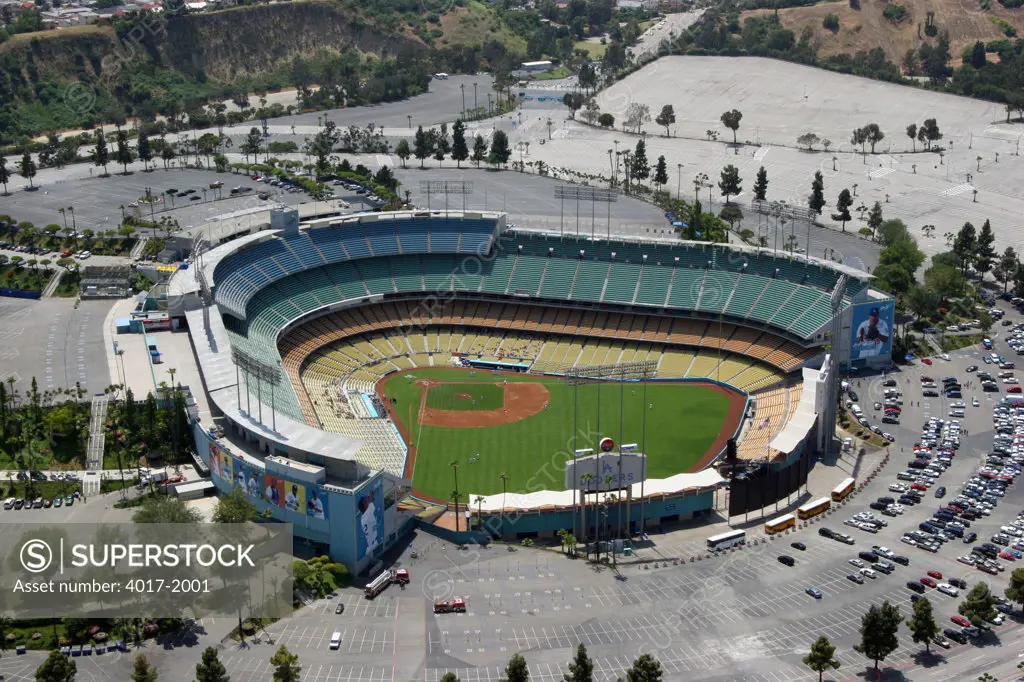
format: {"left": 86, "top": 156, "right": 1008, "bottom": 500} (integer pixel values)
{"left": 433, "top": 598, "right": 467, "bottom": 614}
{"left": 363, "top": 569, "right": 410, "bottom": 599}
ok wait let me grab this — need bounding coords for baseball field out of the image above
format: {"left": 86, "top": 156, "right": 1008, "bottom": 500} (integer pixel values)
{"left": 378, "top": 368, "right": 744, "bottom": 501}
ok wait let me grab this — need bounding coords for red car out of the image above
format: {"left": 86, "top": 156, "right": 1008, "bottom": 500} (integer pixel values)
{"left": 950, "top": 615, "right": 971, "bottom": 627}
{"left": 922, "top": 358, "right": 933, "bottom": 365}
{"left": 920, "top": 576, "right": 937, "bottom": 588}
{"left": 999, "top": 550, "right": 1018, "bottom": 561}
{"left": 1009, "top": 386, "right": 1022, "bottom": 394}
{"left": 920, "top": 376, "right": 934, "bottom": 383}
{"left": 911, "top": 482, "right": 928, "bottom": 491}
{"left": 927, "top": 570, "right": 943, "bottom": 579}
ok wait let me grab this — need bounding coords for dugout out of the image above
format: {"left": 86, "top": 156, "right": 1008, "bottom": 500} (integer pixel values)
{"left": 465, "top": 359, "right": 530, "bottom": 373}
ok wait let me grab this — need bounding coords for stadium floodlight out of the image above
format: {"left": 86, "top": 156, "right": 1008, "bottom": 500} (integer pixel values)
{"left": 231, "top": 347, "right": 281, "bottom": 431}
{"left": 419, "top": 180, "right": 474, "bottom": 212}
{"left": 553, "top": 185, "right": 618, "bottom": 239}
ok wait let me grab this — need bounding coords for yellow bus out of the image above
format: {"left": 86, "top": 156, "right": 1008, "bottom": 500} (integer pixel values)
{"left": 797, "top": 497, "right": 831, "bottom": 520}
{"left": 831, "top": 477, "right": 856, "bottom": 502}
{"left": 764, "top": 513, "right": 796, "bottom": 534}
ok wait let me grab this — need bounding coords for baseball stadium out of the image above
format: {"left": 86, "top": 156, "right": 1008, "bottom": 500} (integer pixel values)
{"left": 169, "top": 207, "right": 893, "bottom": 573}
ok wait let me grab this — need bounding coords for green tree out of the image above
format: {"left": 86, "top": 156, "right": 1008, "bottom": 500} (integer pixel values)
{"left": 718, "top": 164, "right": 742, "bottom": 204}
{"left": 439, "top": 674, "right": 460, "bottom": 682}
{"left": 907, "top": 596, "right": 939, "bottom": 653}
{"left": 19, "top": 151, "right": 36, "bottom": 189}
{"left": 504, "top": 653, "right": 530, "bottom": 682}
{"left": 394, "top": 139, "right": 411, "bottom": 168}
{"left": 797, "top": 132, "right": 820, "bottom": 150}
{"left": 866, "top": 201, "right": 883, "bottom": 240}
{"left": 194, "top": 646, "right": 229, "bottom": 682}
{"left": 472, "top": 135, "right": 488, "bottom": 167}
{"left": 953, "top": 221, "right": 977, "bottom": 276}
{"left": 631, "top": 139, "right": 650, "bottom": 181}
{"left": 270, "top": 645, "right": 301, "bottom": 682}
{"left": 132, "top": 496, "right": 203, "bottom": 524}
{"left": 35, "top": 648, "right": 76, "bottom": 682}
{"left": 993, "top": 246, "right": 1019, "bottom": 293}
{"left": 853, "top": 600, "right": 903, "bottom": 672}
{"left": 625, "top": 653, "right": 663, "bottom": 682}
{"left": 451, "top": 119, "right": 469, "bottom": 168}
{"left": 753, "top": 166, "right": 768, "bottom": 201}
{"left": 115, "top": 130, "right": 134, "bottom": 174}
{"left": 808, "top": 171, "right": 825, "bottom": 215}
{"left": 720, "top": 109, "right": 742, "bottom": 144}
{"left": 959, "top": 583, "right": 998, "bottom": 626}
{"left": 974, "top": 219, "right": 996, "bottom": 277}
{"left": 488, "top": 130, "right": 512, "bottom": 168}
{"left": 241, "top": 127, "right": 262, "bottom": 163}
{"left": 906, "top": 123, "right": 918, "bottom": 151}
{"left": 0, "top": 156, "right": 9, "bottom": 195}
{"left": 924, "top": 263, "right": 966, "bottom": 302}
{"left": 212, "top": 485, "right": 257, "bottom": 523}
{"left": 906, "top": 284, "right": 939, "bottom": 322}
{"left": 1006, "top": 567, "right": 1024, "bottom": 609}
{"left": 863, "top": 123, "right": 885, "bottom": 153}
{"left": 597, "top": 113, "right": 615, "bottom": 128}
{"left": 131, "top": 654, "right": 158, "bottom": 682}
{"left": 653, "top": 156, "right": 668, "bottom": 189}
{"left": 655, "top": 104, "right": 676, "bottom": 136}
{"left": 719, "top": 205, "right": 744, "bottom": 230}
{"left": 831, "top": 188, "right": 853, "bottom": 231}
{"left": 563, "top": 92, "right": 585, "bottom": 119}
{"left": 564, "top": 643, "right": 594, "bottom": 682}
{"left": 921, "top": 118, "right": 943, "bottom": 149}
{"left": 802, "top": 635, "right": 840, "bottom": 682}
{"left": 877, "top": 218, "right": 913, "bottom": 247}
{"left": 93, "top": 130, "right": 109, "bottom": 175}
{"left": 137, "top": 132, "right": 153, "bottom": 171}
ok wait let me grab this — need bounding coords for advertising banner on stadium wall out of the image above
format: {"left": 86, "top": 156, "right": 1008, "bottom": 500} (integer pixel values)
{"left": 355, "top": 478, "right": 384, "bottom": 561}
{"left": 209, "top": 444, "right": 224, "bottom": 481}
{"left": 850, "top": 301, "right": 894, "bottom": 360}
{"left": 233, "top": 458, "right": 262, "bottom": 500}
{"left": 307, "top": 488, "right": 328, "bottom": 520}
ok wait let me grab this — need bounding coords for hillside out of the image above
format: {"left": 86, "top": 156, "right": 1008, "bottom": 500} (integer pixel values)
{"left": 742, "top": 0, "right": 1024, "bottom": 62}
{"left": 0, "top": 0, "right": 525, "bottom": 142}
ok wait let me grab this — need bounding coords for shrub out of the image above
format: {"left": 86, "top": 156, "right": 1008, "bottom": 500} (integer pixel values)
{"left": 823, "top": 13, "right": 840, "bottom": 32}
{"left": 882, "top": 4, "right": 908, "bottom": 22}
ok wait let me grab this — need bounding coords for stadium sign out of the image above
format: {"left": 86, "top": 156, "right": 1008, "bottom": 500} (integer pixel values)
{"left": 599, "top": 437, "right": 615, "bottom": 452}
{"left": 565, "top": 452, "right": 647, "bottom": 492}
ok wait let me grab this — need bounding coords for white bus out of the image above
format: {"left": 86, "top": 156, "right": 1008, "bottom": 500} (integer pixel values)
{"left": 434, "top": 72, "right": 449, "bottom": 80}
{"left": 706, "top": 529, "right": 746, "bottom": 550}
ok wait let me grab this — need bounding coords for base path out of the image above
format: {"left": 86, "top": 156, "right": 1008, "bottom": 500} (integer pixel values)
{"left": 416, "top": 380, "right": 551, "bottom": 428}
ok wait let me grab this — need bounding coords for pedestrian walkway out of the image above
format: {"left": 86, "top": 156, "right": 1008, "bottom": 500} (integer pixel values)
{"left": 86, "top": 394, "right": 108, "bottom": 471}
{"left": 41, "top": 270, "right": 63, "bottom": 298}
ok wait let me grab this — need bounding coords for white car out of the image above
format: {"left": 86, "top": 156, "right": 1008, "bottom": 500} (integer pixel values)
{"left": 941, "top": 353, "right": 951, "bottom": 361}
{"left": 1004, "top": 378, "right": 1019, "bottom": 384}
{"left": 888, "top": 504, "right": 904, "bottom": 514}
{"left": 848, "top": 558, "right": 865, "bottom": 568}
{"left": 937, "top": 583, "right": 959, "bottom": 597}
{"left": 889, "top": 483, "right": 908, "bottom": 493}
{"left": 1001, "top": 526, "right": 1022, "bottom": 537}
{"left": 988, "top": 614, "right": 1005, "bottom": 626}
{"left": 901, "top": 536, "right": 918, "bottom": 546}
{"left": 957, "top": 555, "right": 976, "bottom": 565}
{"left": 860, "top": 568, "right": 876, "bottom": 579}
{"left": 973, "top": 397, "right": 980, "bottom": 406}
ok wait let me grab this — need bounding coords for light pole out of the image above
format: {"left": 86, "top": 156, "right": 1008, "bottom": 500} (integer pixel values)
{"left": 676, "top": 163, "right": 682, "bottom": 200}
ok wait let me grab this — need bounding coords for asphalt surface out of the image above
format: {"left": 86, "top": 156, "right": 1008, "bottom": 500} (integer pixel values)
{"left": 2, "top": 302, "right": 1023, "bottom": 681}
{"left": 0, "top": 297, "right": 113, "bottom": 396}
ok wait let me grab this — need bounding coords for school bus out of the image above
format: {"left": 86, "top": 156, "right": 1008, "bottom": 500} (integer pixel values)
{"left": 831, "top": 477, "right": 856, "bottom": 502}
{"left": 764, "top": 513, "right": 796, "bottom": 534}
{"left": 797, "top": 497, "right": 831, "bottom": 520}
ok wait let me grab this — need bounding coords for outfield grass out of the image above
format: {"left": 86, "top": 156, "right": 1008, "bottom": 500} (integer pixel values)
{"left": 382, "top": 368, "right": 733, "bottom": 500}
{"left": 425, "top": 383, "right": 505, "bottom": 411}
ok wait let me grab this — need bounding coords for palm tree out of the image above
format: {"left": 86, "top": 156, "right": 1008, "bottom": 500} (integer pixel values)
{"left": 449, "top": 460, "right": 460, "bottom": 532}
{"left": 579, "top": 472, "right": 593, "bottom": 550}
{"left": 498, "top": 472, "right": 509, "bottom": 539}
{"left": 474, "top": 495, "right": 485, "bottom": 530}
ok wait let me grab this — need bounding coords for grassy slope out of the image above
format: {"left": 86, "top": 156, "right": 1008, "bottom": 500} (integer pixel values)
{"left": 382, "top": 368, "right": 730, "bottom": 499}
{"left": 742, "top": 0, "right": 1024, "bottom": 63}
{"left": 437, "top": 0, "right": 528, "bottom": 53}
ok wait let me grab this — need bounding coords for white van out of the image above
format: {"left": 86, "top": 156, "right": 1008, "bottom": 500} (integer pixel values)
{"left": 2, "top": 498, "right": 15, "bottom": 510}
{"left": 329, "top": 632, "right": 341, "bottom": 650}
{"left": 434, "top": 72, "right": 449, "bottom": 80}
